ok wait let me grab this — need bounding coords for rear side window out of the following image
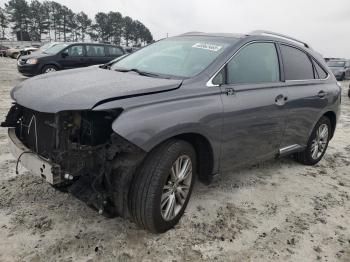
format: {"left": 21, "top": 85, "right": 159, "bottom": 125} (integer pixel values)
{"left": 280, "top": 45, "right": 314, "bottom": 80}
{"left": 108, "top": 46, "right": 124, "bottom": 56}
{"left": 226, "top": 42, "right": 280, "bottom": 84}
{"left": 86, "top": 45, "right": 106, "bottom": 57}
{"left": 313, "top": 60, "right": 328, "bottom": 79}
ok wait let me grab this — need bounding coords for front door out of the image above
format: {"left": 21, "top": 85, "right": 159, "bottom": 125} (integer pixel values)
{"left": 217, "top": 42, "right": 289, "bottom": 171}
{"left": 59, "top": 44, "right": 86, "bottom": 69}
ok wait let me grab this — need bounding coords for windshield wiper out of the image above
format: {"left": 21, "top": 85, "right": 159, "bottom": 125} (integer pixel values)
{"left": 114, "top": 68, "right": 161, "bottom": 78}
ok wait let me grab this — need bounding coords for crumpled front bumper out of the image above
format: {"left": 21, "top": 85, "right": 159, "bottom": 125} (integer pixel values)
{"left": 8, "top": 128, "right": 62, "bottom": 184}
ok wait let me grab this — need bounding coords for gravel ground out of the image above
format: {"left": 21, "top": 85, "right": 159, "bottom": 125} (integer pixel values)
{"left": 0, "top": 57, "right": 350, "bottom": 262}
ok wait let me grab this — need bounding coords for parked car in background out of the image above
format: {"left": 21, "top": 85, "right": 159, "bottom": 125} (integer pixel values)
{"left": 0, "top": 45, "right": 9, "bottom": 57}
{"left": 6, "top": 47, "right": 21, "bottom": 59}
{"left": 2, "top": 31, "right": 341, "bottom": 233}
{"left": 17, "top": 47, "right": 39, "bottom": 59}
{"left": 124, "top": 46, "right": 141, "bottom": 53}
{"left": 17, "top": 43, "right": 60, "bottom": 59}
{"left": 17, "top": 42, "right": 125, "bottom": 76}
{"left": 326, "top": 59, "right": 350, "bottom": 81}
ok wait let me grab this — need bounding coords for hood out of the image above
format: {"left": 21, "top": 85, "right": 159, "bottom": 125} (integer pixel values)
{"left": 20, "top": 52, "right": 50, "bottom": 60}
{"left": 11, "top": 67, "right": 182, "bottom": 113}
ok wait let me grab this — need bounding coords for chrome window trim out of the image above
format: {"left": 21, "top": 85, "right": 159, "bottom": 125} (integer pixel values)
{"left": 206, "top": 40, "right": 330, "bottom": 87}
{"left": 285, "top": 74, "right": 330, "bottom": 83}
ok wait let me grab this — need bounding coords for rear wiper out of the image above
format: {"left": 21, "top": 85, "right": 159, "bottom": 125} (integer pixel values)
{"left": 114, "top": 68, "right": 161, "bottom": 78}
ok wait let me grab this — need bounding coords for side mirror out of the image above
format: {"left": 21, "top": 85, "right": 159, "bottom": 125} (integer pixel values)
{"left": 61, "top": 52, "right": 68, "bottom": 58}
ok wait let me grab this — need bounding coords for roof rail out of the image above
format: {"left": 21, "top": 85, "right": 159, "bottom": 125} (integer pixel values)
{"left": 249, "top": 30, "right": 312, "bottom": 49}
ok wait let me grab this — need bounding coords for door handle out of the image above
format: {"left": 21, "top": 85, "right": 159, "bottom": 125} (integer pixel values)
{"left": 275, "top": 94, "right": 287, "bottom": 106}
{"left": 318, "top": 90, "right": 328, "bottom": 98}
{"left": 223, "top": 87, "right": 235, "bottom": 96}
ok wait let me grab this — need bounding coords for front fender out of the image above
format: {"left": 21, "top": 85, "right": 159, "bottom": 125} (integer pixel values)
{"left": 111, "top": 94, "right": 223, "bottom": 172}
{"left": 40, "top": 61, "right": 62, "bottom": 71}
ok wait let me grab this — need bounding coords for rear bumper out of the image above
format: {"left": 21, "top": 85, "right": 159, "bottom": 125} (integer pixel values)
{"left": 8, "top": 128, "right": 62, "bottom": 184}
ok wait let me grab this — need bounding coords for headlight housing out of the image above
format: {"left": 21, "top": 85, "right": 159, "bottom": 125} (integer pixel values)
{"left": 26, "top": 58, "right": 38, "bottom": 65}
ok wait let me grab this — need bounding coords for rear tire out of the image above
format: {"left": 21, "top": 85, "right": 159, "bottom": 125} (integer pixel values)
{"left": 129, "top": 139, "right": 196, "bottom": 233}
{"left": 295, "top": 116, "right": 331, "bottom": 165}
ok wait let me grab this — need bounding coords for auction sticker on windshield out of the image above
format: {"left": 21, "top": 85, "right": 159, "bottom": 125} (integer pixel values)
{"left": 192, "top": 43, "right": 223, "bottom": 52}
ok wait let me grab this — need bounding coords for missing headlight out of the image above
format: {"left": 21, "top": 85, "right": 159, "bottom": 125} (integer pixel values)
{"left": 67, "top": 110, "right": 121, "bottom": 146}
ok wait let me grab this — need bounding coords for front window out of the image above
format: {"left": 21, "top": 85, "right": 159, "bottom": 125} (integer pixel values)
{"left": 327, "top": 61, "right": 345, "bottom": 67}
{"left": 62, "top": 45, "right": 84, "bottom": 57}
{"left": 111, "top": 37, "right": 235, "bottom": 78}
{"left": 226, "top": 42, "right": 280, "bottom": 84}
{"left": 44, "top": 43, "right": 69, "bottom": 54}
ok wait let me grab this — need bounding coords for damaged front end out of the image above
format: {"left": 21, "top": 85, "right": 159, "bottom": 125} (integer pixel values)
{"left": 2, "top": 104, "right": 146, "bottom": 217}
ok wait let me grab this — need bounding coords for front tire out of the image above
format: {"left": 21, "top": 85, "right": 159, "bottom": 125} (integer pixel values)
{"left": 341, "top": 73, "right": 345, "bottom": 81}
{"left": 129, "top": 140, "right": 196, "bottom": 233}
{"left": 42, "top": 65, "right": 58, "bottom": 74}
{"left": 295, "top": 116, "right": 331, "bottom": 165}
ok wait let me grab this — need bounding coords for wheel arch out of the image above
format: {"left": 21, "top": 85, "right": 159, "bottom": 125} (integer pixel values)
{"left": 113, "top": 128, "right": 218, "bottom": 185}
{"left": 172, "top": 133, "right": 215, "bottom": 184}
{"left": 323, "top": 111, "right": 337, "bottom": 139}
{"left": 40, "top": 62, "right": 61, "bottom": 73}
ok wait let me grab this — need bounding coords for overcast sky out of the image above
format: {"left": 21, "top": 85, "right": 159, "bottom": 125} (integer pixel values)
{"left": 1, "top": 0, "right": 350, "bottom": 58}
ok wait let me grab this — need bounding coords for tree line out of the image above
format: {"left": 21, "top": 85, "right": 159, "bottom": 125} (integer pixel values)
{"left": 0, "top": 0, "right": 154, "bottom": 46}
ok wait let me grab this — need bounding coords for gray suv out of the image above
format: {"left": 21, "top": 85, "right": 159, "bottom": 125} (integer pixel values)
{"left": 326, "top": 59, "right": 350, "bottom": 81}
{"left": 1, "top": 31, "right": 341, "bottom": 233}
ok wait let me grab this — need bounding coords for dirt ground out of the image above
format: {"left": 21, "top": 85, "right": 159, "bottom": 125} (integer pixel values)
{"left": 0, "top": 57, "right": 349, "bottom": 262}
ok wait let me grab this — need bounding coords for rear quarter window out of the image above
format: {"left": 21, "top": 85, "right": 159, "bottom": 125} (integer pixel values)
{"left": 280, "top": 45, "right": 314, "bottom": 80}
{"left": 108, "top": 46, "right": 124, "bottom": 56}
{"left": 313, "top": 60, "right": 328, "bottom": 79}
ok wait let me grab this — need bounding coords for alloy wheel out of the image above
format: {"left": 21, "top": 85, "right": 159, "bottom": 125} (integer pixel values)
{"left": 310, "top": 124, "right": 329, "bottom": 160}
{"left": 45, "top": 68, "right": 56, "bottom": 73}
{"left": 161, "top": 155, "right": 192, "bottom": 221}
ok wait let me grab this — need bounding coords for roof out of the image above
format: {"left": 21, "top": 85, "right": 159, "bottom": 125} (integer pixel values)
{"left": 179, "top": 32, "right": 245, "bottom": 38}
{"left": 179, "top": 30, "right": 312, "bottom": 50}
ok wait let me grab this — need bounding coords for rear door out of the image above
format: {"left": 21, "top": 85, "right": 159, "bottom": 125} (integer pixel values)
{"left": 218, "top": 42, "right": 290, "bottom": 171}
{"left": 59, "top": 44, "right": 86, "bottom": 69}
{"left": 86, "top": 44, "right": 110, "bottom": 66}
{"left": 278, "top": 44, "right": 332, "bottom": 149}
{"left": 106, "top": 46, "right": 125, "bottom": 60}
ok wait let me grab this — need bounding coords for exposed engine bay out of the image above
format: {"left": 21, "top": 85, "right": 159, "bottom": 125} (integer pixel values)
{"left": 1, "top": 104, "right": 146, "bottom": 218}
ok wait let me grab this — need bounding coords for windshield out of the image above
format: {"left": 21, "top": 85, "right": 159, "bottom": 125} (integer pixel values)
{"left": 39, "top": 43, "right": 56, "bottom": 51}
{"left": 111, "top": 36, "right": 234, "bottom": 78}
{"left": 44, "top": 43, "right": 69, "bottom": 54}
{"left": 327, "top": 61, "right": 345, "bottom": 67}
